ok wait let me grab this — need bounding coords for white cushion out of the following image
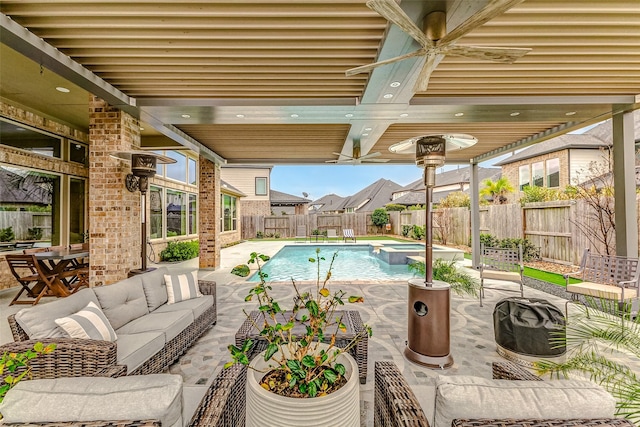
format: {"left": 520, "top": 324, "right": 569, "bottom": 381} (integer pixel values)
{"left": 55, "top": 301, "right": 117, "bottom": 341}
{"left": 481, "top": 270, "right": 522, "bottom": 283}
{"left": 434, "top": 375, "right": 616, "bottom": 427}
{"left": 165, "top": 270, "right": 202, "bottom": 304}
{"left": 0, "top": 374, "right": 183, "bottom": 426}
{"left": 567, "top": 281, "right": 638, "bottom": 300}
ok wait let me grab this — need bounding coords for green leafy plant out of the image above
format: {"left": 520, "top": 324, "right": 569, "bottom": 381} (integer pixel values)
{"left": 480, "top": 176, "right": 514, "bottom": 204}
{"left": 401, "top": 225, "right": 412, "bottom": 237}
{"left": 438, "top": 191, "right": 471, "bottom": 208}
{"left": 27, "top": 227, "right": 43, "bottom": 240}
{"left": 256, "top": 231, "right": 264, "bottom": 239}
{"left": 160, "top": 240, "right": 199, "bottom": 262}
{"left": 410, "top": 224, "right": 425, "bottom": 240}
{"left": 226, "top": 249, "right": 372, "bottom": 398}
{"left": 371, "top": 208, "right": 389, "bottom": 233}
{"left": 535, "top": 298, "right": 640, "bottom": 423}
{"left": 408, "top": 258, "right": 479, "bottom": 297}
{"left": 1, "top": 342, "right": 56, "bottom": 404}
{"left": 385, "top": 203, "right": 406, "bottom": 212}
{"left": 0, "top": 226, "right": 15, "bottom": 242}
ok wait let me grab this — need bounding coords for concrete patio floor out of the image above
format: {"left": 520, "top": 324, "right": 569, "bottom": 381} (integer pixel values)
{"left": 1, "top": 240, "right": 637, "bottom": 426}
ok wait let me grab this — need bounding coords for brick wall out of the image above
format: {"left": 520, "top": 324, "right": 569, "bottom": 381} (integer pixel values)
{"left": 199, "top": 157, "right": 221, "bottom": 268}
{"left": 501, "top": 149, "right": 570, "bottom": 203}
{"left": 88, "top": 96, "right": 141, "bottom": 285}
{"left": 242, "top": 200, "right": 271, "bottom": 216}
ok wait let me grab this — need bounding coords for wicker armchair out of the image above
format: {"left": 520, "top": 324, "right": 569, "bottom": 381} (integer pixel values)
{"left": 0, "top": 338, "right": 247, "bottom": 427}
{"left": 373, "top": 361, "right": 634, "bottom": 427}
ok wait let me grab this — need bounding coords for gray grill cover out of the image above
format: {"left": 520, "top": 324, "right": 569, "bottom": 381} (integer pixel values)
{"left": 493, "top": 297, "right": 566, "bottom": 356}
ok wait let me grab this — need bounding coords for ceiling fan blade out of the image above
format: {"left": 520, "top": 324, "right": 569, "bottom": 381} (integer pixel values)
{"left": 445, "top": 45, "right": 531, "bottom": 63}
{"left": 345, "top": 48, "right": 425, "bottom": 76}
{"left": 359, "top": 151, "right": 382, "bottom": 160}
{"left": 325, "top": 160, "right": 339, "bottom": 163}
{"left": 438, "top": 0, "right": 525, "bottom": 46}
{"left": 366, "top": 0, "right": 432, "bottom": 48}
{"left": 413, "top": 53, "right": 441, "bottom": 93}
{"left": 364, "top": 158, "right": 390, "bottom": 163}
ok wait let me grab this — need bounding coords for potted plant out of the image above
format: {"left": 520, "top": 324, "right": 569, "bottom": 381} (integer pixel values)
{"left": 227, "top": 249, "right": 371, "bottom": 427}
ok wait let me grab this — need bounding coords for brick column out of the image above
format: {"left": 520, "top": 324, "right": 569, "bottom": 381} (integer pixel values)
{"left": 88, "top": 96, "right": 141, "bottom": 285}
{"left": 199, "top": 156, "right": 221, "bottom": 268}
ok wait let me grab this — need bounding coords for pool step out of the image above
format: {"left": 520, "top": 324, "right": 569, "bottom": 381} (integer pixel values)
{"left": 406, "top": 255, "right": 425, "bottom": 264}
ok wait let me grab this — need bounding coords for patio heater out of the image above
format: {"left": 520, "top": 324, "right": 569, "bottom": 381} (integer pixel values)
{"left": 111, "top": 151, "right": 176, "bottom": 276}
{"left": 390, "top": 134, "right": 477, "bottom": 369}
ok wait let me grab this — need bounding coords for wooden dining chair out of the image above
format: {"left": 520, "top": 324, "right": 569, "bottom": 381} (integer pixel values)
{"left": 5, "top": 254, "right": 58, "bottom": 306}
{"left": 23, "top": 247, "right": 50, "bottom": 254}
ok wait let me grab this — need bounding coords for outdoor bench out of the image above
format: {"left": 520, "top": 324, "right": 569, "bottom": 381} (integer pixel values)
{"left": 373, "top": 360, "right": 632, "bottom": 427}
{"left": 564, "top": 248, "right": 640, "bottom": 317}
{"left": 7, "top": 266, "right": 217, "bottom": 376}
{"left": 479, "top": 244, "right": 524, "bottom": 307}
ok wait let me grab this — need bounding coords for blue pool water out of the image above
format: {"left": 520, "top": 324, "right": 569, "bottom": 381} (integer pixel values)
{"left": 379, "top": 243, "right": 425, "bottom": 251}
{"left": 248, "top": 245, "right": 419, "bottom": 282}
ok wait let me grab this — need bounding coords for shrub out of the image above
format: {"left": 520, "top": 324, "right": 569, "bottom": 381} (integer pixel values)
{"left": 401, "top": 225, "right": 412, "bottom": 237}
{"left": 477, "top": 234, "right": 540, "bottom": 262}
{"left": 160, "top": 240, "right": 199, "bottom": 262}
{"left": 408, "top": 258, "right": 479, "bottom": 297}
{"left": 0, "top": 227, "right": 15, "bottom": 242}
{"left": 519, "top": 185, "right": 565, "bottom": 205}
{"left": 371, "top": 208, "right": 389, "bottom": 231}
{"left": 438, "top": 191, "right": 470, "bottom": 208}
{"left": 479, "top": 233, "right": 500, "bottom": 248}
{"left": 256, "top": 231, "right": 264, "bottom": 239}
{"left": 385, "top": 204, "right": 406, "bottom": 212}
{"left": 410, "top": 225, "right": 425, "bottom": 240}
{"left": 27, "top": 227, "right": 43, "bottom": 240}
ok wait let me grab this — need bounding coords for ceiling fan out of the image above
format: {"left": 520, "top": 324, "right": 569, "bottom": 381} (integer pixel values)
{"left": 326, "top": 142, "right": 389, "bottom": 164}
{"left": 346, "top": 0, "right": 531, "bottom": 92}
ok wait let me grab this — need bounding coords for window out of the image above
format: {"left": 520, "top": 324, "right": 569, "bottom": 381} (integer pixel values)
{"left": 188, "top": 157, "right": 197, "bottom": 186}
{"left": 166, "top": 190, "right": 187, "bottom": 236}
{"left": 0, "top": 119, "right": 62, "bottom": 158}
{"left": 546, "top": 158, "right": 560, "bottom": 188}
{"left": 532, "top": 162, "right": 544, "bottom": 187}
{"left": 0, "top": 166, "right": 61, "bottom": 246}
{"left": 255, "top": 177, "right": 268, "bottom": 196}
{"left": 189, "top": 194, "right": 197, "bottom": 235}
{"left": 150, "top": 186, "right": 163, "bottom": 239}
{"left": 221, "top": 194, "right": 237, "bottom": 232}
{"left": 69, "top": 178, "right": 85, "bottom": 244}
{"left": 69, "top": 142, "right": 88, "bottom": 165}
{"left": 518, "top": 165, "right": 530, "bottom": 191}
{"left": 166, "top": 151, "right": 187, "bottom": 182}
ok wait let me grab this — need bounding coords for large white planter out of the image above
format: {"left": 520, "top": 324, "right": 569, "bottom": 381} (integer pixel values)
{"left": 245, "top": 343, "right": 360, "bottom": 427}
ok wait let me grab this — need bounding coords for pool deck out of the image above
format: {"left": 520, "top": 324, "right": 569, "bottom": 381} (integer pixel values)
{"left": 2, "top": 239, "right": 638, "bottom": 426}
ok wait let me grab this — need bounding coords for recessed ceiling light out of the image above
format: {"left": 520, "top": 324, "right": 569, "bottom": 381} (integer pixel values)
{"left": 390, "top": 81, "right": 401, "bottom": 88}
{"left": 139, "top": 127, "right": 145, "bottom": 131}
{"left": 236, "top": 114, "right": 245, "bottom": 118}
{"left": 362, "top": 133, "right": 369, "bottom": 137}
{"left": 345, "top": 113, "right": 353, "bottom": 118}
{"left": 15, "top": 127, "right": 25, "bottom": 131}
{"left": 181, "top": 114, "right": 191, "bottom": 118}
{"left": 510, "top": 112, "right": 520, "bottom": 117}
{"left": 565, "top": 111, "right": 576, "bottom": 116}
{"left": 454, "top": 112, "right": 464, "bottom": 117}
{"left": 364, "top": 127, "right": 372, "bottom": 131}
{"left": 290, "top": 114, "right": 299, "bottom": 118}
{"left": 399, "top": 113, "right": 409, "bottom": 118}
{"left": 55, "top": 86, "right": 70, "bottom": 93}
{"left": 383, "top": 93, "right": 394, "bottom": 99}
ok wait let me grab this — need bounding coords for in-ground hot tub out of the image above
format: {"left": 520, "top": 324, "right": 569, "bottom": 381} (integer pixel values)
{"left": 370, "top": 242, "right": 464, "bottom": 265}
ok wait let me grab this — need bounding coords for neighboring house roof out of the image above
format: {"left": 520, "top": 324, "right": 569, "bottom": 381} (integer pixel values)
{"left": 581, "top": 166, "right": 640, "bottom": 189}
{"left": 391, "top": 166, "right": 501, "bottom": 204}
{"left": 270, "top": 189, "right": 311, "bottom": 206}
{"left": 309, "top": 193, "right": 346, "bottom": 213}
{"left": 494, "top": 134, "right": 610, "bottom": 166}
{"left": 339, "top": 178, "right": 402, "bottom": 212}
{"left": 220, "top": 179, "right": 246, "bottom": 197}
{"left": 583, "top": 109, "right": 640, "bottom": 142}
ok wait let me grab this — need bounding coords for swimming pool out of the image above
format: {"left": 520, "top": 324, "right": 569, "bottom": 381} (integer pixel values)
{"left": 248, "top": 244, "right": 419, "bottom": 282}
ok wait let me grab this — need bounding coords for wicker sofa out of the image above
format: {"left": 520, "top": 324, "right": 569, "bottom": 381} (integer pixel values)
{"left": 374, "top": 361, "right": 634, "bottom": 427}
{"left": 7, "top": 266, "right": 216, "bottom": 375}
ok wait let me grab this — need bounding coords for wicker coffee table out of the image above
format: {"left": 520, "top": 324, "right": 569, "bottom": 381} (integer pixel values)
{"left": 235, "top": 310, "right": 369, "bottom": 384}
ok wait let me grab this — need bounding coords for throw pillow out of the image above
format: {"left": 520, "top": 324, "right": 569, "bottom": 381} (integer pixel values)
{"left": 54, "top": 301, "right": 117, "bottom": 341}
{"left": 165, "top": 270, "right": 202, "bottom": 304}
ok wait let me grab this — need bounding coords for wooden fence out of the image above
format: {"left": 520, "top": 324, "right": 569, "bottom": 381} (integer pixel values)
{"left": 242, "top": 194, "right": 640, "bottom": 265}
{"left": 0, "top": 211, "right": 52, "bottom": 240}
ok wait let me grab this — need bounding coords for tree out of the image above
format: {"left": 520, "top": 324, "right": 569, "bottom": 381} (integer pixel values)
{"left": 479, "top": 177, "right": 514, "bottom": 204}
{"left": 438, "top": 191, "right": 470, "bottom": 208}
{"left": 370, "top": 208, "right": 389, "bottom": 234}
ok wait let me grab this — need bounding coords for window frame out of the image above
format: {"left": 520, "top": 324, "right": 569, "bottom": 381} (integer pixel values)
{"left": 546, "top": 158, "right": 560, "bottom": 188}
{"left": 255, "top": 177, "right": 268, "bottom": 196}
{"left": 518, "top": 165, "right": 530, "bottom": 191}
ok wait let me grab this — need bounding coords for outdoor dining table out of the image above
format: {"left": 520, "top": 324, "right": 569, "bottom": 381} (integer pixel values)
{"left": 34, "top": 248, "right": 89, "bottom": 297}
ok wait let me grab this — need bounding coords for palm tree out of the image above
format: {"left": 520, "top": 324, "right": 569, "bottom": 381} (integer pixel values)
{"left": 535, "top": 299, "right": 640, "bottom": 423}
{"left": 479, "top": 177, "right": 514, "bottom": 204}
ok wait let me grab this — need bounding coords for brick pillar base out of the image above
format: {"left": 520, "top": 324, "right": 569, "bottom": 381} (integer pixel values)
{"left": 199, "top": 157, "right": 220, "bottom": 268}
{"left": 89, "top": 96, "right": 141, "bottom": 285}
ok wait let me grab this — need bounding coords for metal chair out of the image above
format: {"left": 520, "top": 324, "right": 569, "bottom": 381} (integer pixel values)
{"left": 479, "top": 244, "right": 524, "bottom": 307}
{"left": 326, "top": 229, "right": 338, "bottom": 242}
{"left": 5, "top": 254, "right": 58, "bottom": 305}
{"left": 295, "top": 226, "right": 308, "bottom": 243}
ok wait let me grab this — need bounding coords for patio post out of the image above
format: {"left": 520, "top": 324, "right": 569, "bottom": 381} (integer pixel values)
{"left": 469, "top": 161, "right": 481, "bottom": 268}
